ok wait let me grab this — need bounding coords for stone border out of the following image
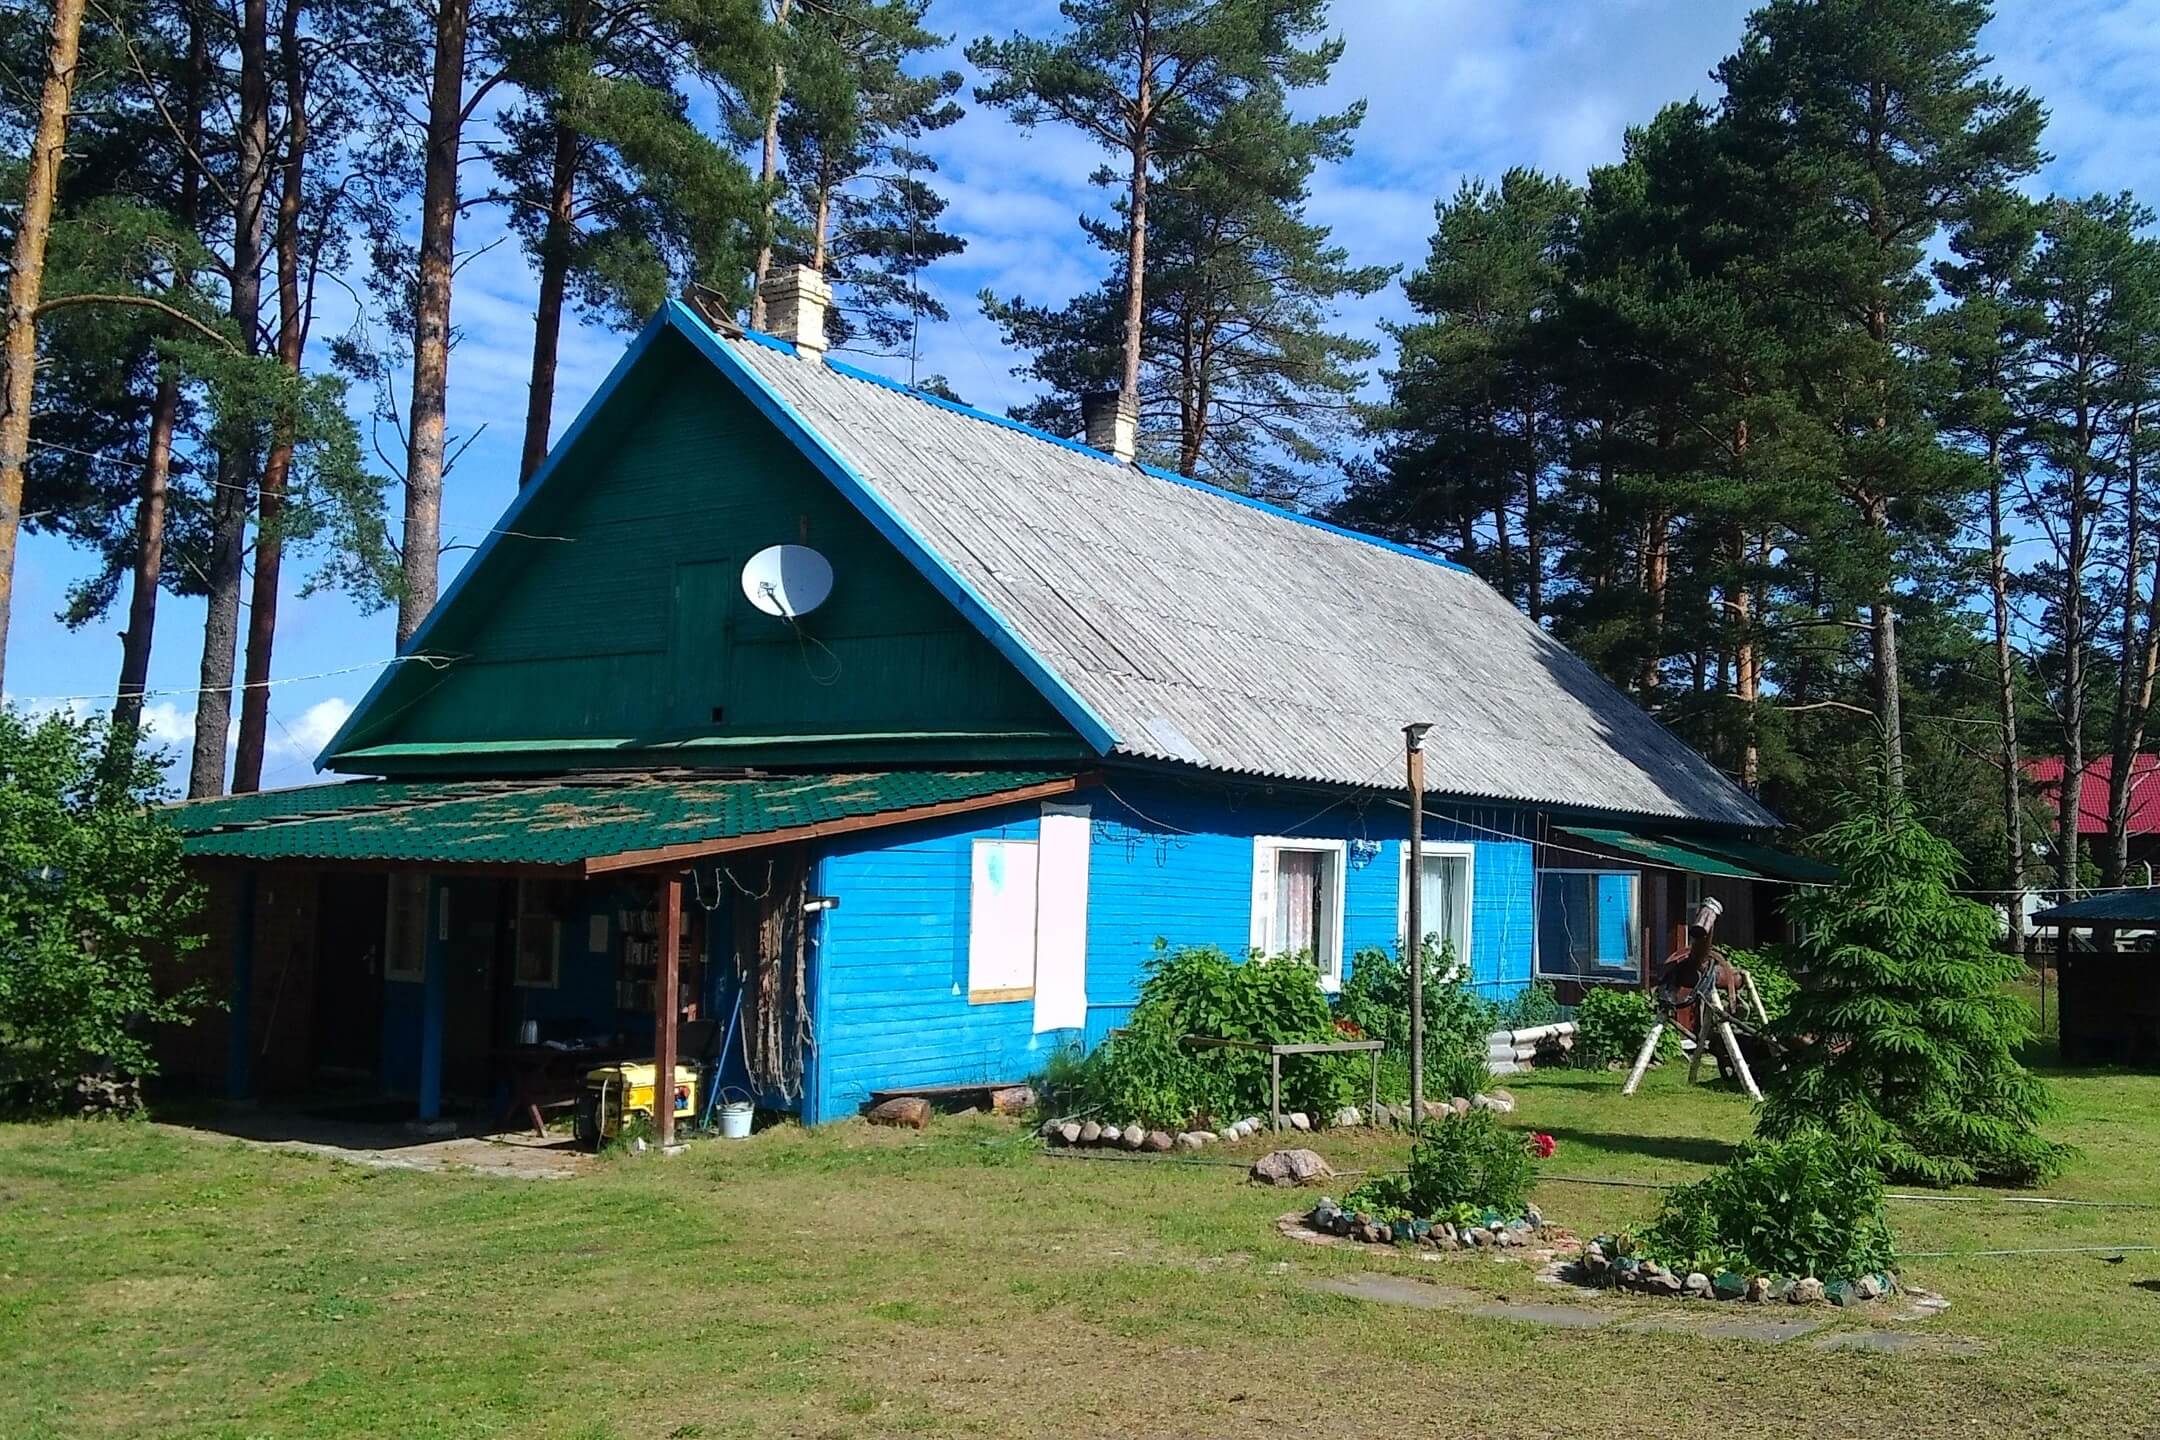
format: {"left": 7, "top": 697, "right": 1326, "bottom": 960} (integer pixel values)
{"left": 1572, "top": 1236, "right": 1920, "bottom": 1310}
{"left": 1277, "top": 1208, "right": 1579, "bottom": 1267}
{"left": 1038, "top": 1089, "right": 1523, "bottom": 1153}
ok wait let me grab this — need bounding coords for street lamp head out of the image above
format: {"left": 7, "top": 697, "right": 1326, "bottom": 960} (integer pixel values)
{"left": 1402, "top": 721, "right": 1434, "bottom": 752}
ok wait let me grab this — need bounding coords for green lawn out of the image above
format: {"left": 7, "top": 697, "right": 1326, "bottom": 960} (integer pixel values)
{"left": 3, "top": 1062, "right": 2156, "bottom": 1440}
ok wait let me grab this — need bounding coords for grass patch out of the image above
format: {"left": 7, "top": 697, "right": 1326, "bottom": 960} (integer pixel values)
{"left": 1, "top": 1063, "right": 2155, "bottom": 1438}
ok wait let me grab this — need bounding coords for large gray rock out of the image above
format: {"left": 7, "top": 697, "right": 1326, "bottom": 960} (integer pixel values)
{"left": 1788, "top": 1277, "right": 1826, "bottom": 1306}
{"left": 1684, "top": 1272, "right": 1714, "bottom": 1298}
{"left": 1286, "top": 1111, "right": 1311, "bottom": 1132}
{"left": 1056, "top": 1121, "right": 1082, "bottom": 1146}
{"left": 1143, "top": 1130, "right": 1174, "bottom": 1152}
{"left": 1120, "top": 1123, "right": 1146, "bottom": 1150}
{"left": 1078, "top": 1120, "right": 1102, "bottom": 1144}
{"left": 1099, "top": 1124, "right": 1121, "bottom": 1145}
{"left": 1250, "top": 1148, "right": 1335, "bottom": 1187}
{"left": 1176, "top": 1131, "right": 1205, "bottom": 1150}
{"left": 1332, "top": 1106, "right": 1363, "bottom": 1128}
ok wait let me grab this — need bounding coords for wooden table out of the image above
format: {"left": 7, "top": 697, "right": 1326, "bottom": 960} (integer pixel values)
{"left": 1178, "top": 1036, "right": 1387, "bottom": 1131}
{"left": 492, "top": 1044, "right": 621, "bottom": 1137}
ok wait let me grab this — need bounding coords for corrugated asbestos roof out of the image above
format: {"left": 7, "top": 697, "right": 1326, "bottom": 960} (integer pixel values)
{"left": 2031, "top": 889, "right": 2160, "bottom": 925}
{"left": 723, "top": 331, "right": 1774, "bottom": 827}
{"left": 168, "top": 770, "right": 1074, "bottom": 870}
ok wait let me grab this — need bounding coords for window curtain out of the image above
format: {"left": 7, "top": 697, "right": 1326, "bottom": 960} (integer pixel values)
{"left": 1276, "top": 850, "right": 1322, "bottom": 954}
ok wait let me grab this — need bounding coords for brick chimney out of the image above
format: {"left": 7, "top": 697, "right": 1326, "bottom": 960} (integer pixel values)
{"left": 1081, "top": 389, "right": 1137, "bottom": 463}
{"left": 756, "top": 264, "right": 832, "bottom": 359}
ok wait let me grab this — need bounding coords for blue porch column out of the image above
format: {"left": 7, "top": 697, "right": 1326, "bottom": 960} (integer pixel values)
{"left": 225, "top": 871, "right": 258, "bottom": 1100}
{"left": 417, "top": 876, "right": 448, "bottom": 1122}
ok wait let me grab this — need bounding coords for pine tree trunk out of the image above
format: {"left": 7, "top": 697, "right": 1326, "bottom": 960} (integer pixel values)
{"left": 234, "top": 0, "right": 312, "bottom": 793}
{"left": 190, "top": 0, "right": 275, "bottom": 799}
{"left": 1521, "top": 400, "right": 1542, "bottom": 623}
{"left": 112, "top": 377, "right": 179, "bottom": 743}
{"left": 520, "top": 122, "right": 578, "bottom": 484}
{"left": 1118, "top": 25, "right": 1154, "bottom": 407}
{"left": 398, "top": 0, "right": 468, "bottom": 647}
{"left": 1987, "top": 451, "right": 2025, "bottom": 947}
{"left": 2056, "top": 438, "right": 2090, "bottom": 896}
{"left": 111, "top": 10, "right": 202, "bottom": 759}
{"left": 0, "top": 0, "right": 88, "bottom": 697}
{"left": 1640, "top": 508, "right": 1668, "bottom": 695}
{"left": 2104, "top": 404, "right": 2148, "bottom": 886}
{"left": 1864, "top": 490, "right": 1904, "bottom": 795}
{"left": 1730, "top": 526, "right": 1759, "bottom": 791}
{"left": 747, "top": 0, "right": 793, "bottom": 328}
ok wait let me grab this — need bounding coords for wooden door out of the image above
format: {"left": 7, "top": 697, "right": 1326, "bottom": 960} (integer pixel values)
{"left": 313, "top": 873, "right": 388, "bottom": 1077}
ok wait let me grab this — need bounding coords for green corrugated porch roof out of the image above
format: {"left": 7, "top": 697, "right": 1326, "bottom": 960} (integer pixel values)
{"left": 165, "top": 769, "right": 1081, "bottom": 874}
{"left": 1556, "top": 826, "right": 1832, "bottom": 884}
{"left": 2031, "top": 889, "right": 2160, "bottom": 926}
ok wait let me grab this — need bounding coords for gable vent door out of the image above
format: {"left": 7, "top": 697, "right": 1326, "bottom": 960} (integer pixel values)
{"left": 669, "top": 559, "right": 735, "bottom": 729}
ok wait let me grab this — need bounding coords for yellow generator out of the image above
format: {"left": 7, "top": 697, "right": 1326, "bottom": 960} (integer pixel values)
{"left": 575, "top": 1061, "right": 699, "bottom": 1147}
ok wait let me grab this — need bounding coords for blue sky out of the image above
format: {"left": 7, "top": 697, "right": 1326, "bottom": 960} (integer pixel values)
{"left": 8, "top": 0, "right": 2157, "bottom": 791}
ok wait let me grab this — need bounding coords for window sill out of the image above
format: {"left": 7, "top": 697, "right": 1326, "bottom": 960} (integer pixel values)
{"left": 968, "top": 987, "right": 1034, "bottom": 1005}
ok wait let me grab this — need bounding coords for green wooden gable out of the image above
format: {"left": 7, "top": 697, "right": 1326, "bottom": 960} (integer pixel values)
{"left": 323, "top": 326, "right": 1082, "bottom": 776}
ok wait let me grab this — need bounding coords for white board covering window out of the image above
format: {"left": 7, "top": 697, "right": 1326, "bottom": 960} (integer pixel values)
{"left": 1032, "top": 805, "right": 1091, "bottom": 1032}
{"left": 1399, "top": 842, "right": 1474, "bottom": 980}
{"left": 968, "top": 838, "right": 1039, "bottom": 1002}
{"left": 1251, "top": 837, "right": 1348, "bottom": 989}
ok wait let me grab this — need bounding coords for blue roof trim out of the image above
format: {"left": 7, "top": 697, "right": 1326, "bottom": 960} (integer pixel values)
{"left": 820, "top": 354, "right": 1124, "bottom": 465}
{"left": 318, "top": 308, "right": 679, "bottom": 769}
{"left": 669, "top": 303, "right": 1121, "bottom": 756}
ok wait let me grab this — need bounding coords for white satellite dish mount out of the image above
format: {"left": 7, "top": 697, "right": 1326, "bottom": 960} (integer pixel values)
{"left": 742, "top": 543, "right": 834, "bottom": 619}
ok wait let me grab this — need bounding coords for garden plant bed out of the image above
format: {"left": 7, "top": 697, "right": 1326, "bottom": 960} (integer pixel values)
{"left": 1570, "top": 1235, "right": 1902, "bottom": 1306}
{"left": 1278, "top": 1200, "right": 1580, "bottom": 1265}
{"left": 1038, "top": 1090, "right": 1523, "bottom": 1154}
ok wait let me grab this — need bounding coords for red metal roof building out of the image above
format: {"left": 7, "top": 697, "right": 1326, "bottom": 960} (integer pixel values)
{"left": 2025, "top": 755, "right": 2160, "bottom": 835}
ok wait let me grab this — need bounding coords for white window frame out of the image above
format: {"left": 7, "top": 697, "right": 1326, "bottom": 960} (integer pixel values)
{"left": 1534, "top": 867, "right": 1642, "bottom": 983}
{"left": 967, "top": 837, "right": 1039, "bottom": 1004}
{"left": 1397, "top": 841, "right": 1475, "bottom": 981}
{"left": 383, "top": 874, "right": 429, "bottom": 982}
{"left": 513, "top": 879, "right": 563, "bottom": 989}
{"left": 1251, "top": 836, "right": 1349, "bottom": 991}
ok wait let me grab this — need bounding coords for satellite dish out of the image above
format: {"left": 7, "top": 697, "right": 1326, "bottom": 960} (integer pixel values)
{"left": 742, "top": 543, "right": 834, "bottom": 618}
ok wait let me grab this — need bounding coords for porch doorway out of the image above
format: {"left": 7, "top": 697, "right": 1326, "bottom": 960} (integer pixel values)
{"left": 312, "top": 873, "right": 387, "bottom": 1078}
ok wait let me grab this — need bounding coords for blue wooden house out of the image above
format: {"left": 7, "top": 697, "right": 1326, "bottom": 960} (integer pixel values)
{"left": 161, "top": 266, "right": 1810, "bottom": 1131}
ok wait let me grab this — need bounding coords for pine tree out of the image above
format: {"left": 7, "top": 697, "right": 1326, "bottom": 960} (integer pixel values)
{"left": 967, "top": 0, "right": 1340, "bottom": 410}
{"left": 1760, "top": 781, "right": 2069, "bottom": 1187}
{"left": 771, "top": 0, "right": 963, "bottom": 359}
{"left": 1714, "top": 0, "right": 2045, "bottom": 795}
{"left": 984, "top": 84, "right": 1385, "bottom": 496}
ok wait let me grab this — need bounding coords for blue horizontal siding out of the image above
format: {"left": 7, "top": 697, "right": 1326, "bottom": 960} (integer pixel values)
{"left": 809, "top": 801, "right": 1069, "bottom": 1122}
{"left": 804, "top": 776, "right": 1542, "bottom": 1124}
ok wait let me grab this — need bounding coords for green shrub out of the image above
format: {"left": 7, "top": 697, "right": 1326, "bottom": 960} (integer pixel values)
{"left": 1760, "top": 788, "right": 2070, "bottom": 1187}
{"left": 1, "top": 711, "right": 208, "bottom": 1112}
{"left": 1341, "top": 1171, "right": 1412, "bottom": 1220}
{"left": 1643, "top": 1131, "right": 1897, "bottom": 1280}
{"left": 1336, "top": 941, "right": 1494, "bottom": 1103}
{"left": 1406, "top": 1110, "right": 1535, "bottom": 1216}
{"left": 1078, "top": 944, "right": 1355, "bottom": 1127}
{"left": 1571, "top": 985, "right": 1677, "bottom": 1069}
{"left": 1495, "top": 979, "right": 1559, "bottom": 1030}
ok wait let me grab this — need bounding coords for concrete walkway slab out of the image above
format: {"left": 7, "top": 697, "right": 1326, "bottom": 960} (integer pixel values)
{"left": 1307, "top": 1275, "right": 1478, "bottom": 1310}
{"left": 1467, "top": 1302, "right": 1615, "bottom": 1329}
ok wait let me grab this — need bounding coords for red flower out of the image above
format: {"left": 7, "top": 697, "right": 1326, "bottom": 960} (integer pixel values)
{"left": 1526, "top": 1132, "right": 1556, "bottom": 1159}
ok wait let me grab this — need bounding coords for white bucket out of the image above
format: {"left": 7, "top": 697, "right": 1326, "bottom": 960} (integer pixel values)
{"left": 717, "top": 1095, "right": 754, "bottom": 1140}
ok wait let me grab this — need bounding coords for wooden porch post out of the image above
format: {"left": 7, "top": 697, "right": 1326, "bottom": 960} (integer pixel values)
{"left": 418, "top": 878, "right": 447, "bottom": 1123}
{"left": 655, "top": 871, "right": 682, "bottom": 1146}
{"left": 226, "top": 871, "right": 258, "bottom": 1100}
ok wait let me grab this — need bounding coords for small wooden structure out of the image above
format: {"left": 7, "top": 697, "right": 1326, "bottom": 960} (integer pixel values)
{"left": 2031, "top": 891, "right": 2160, "bottom": 1066}
{"left": 1178, "top": 1035, "right": 1386, "bottom": 1131}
